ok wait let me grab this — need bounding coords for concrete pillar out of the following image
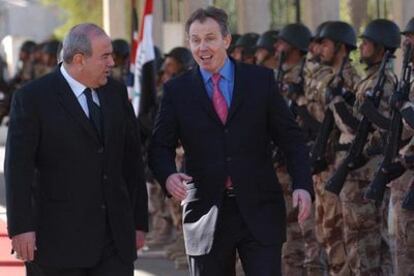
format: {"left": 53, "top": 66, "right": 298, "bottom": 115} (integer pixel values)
{"left": 103, "top": 0, "right": 127, "bottom": 39}
{"left": 302, "top": 0, "right": 340, "bottom": 32}
{"left": 236, "top": 0, "right": 271, "bottom": 33}
{"left": 153, "top": 0, "right": 163, "bottom": 50}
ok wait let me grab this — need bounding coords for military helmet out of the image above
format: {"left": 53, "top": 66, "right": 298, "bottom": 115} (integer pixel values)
{"left": 235, "top": 32, "right": 260, "bottom": 56}
{"left": 318, "top": 21, "right": 357, "bottom": 49}
{"left": 228, "top": 33, "right": 241, "bottom": 53}
{"left": 165, "top": 47, "right": 194, "bottom": 70}
{"left": 20, "top": 40, "right": 36, "bottom": 53}
{"left": 312, "top": 21, "right": 331, "bottom": 41}
{"left": 42, "top": 40, "right": 61, "bottom": 55}
{"left": 277, "top": 23, "right": 312, "bottom": 52}
{"left": 256, "top": 30, "right": 279, "bottom": 53}
{"left": 402, "top": 18, "right": 414, "bottom": 35}
{"left": 112, "top": 39, "right": 130, "bottom": 58}
{"left": 360, "top": 19, "right": 401, "bottom": 49}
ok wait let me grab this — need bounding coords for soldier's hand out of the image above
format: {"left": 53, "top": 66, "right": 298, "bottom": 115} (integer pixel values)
{"left": 11, "top": 231, "right": 36, "bottom": 262}
{"left": 135, "top": 230, "right": 146, "bottom": 250}
{"left": 166, "top": 173, "right": 193, "bottom": 201}
{"left": 293, "top": 189, "right": 312, "bottom": 224}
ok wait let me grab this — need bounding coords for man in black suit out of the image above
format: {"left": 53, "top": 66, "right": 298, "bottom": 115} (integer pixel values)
{"left": 5, "top": 23, "right": 148, "bottom": 276}
{"left": 149, "top": 7, "right": 313, "bottom": 276}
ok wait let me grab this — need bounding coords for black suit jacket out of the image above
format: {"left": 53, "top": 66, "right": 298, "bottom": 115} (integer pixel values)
{"left": 5, "top": 68, "right": 148, "bottom": 267}
{"left": 149, "top": 61, "right": 313, "bottom": 256}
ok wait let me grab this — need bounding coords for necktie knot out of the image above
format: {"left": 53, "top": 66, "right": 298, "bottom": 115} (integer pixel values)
{"left": 212, "top": 73, "right": 221, "bottom": 87}
{"left": 83, "top": 88, "right": 92, "bottom": 100}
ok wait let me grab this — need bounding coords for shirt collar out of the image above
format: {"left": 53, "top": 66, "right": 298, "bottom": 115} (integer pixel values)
{"left": 60, "top": 64, "right": 88, "bottom": 98}
{"left": 199, "top": 58, "right": 233, "bottom": 84}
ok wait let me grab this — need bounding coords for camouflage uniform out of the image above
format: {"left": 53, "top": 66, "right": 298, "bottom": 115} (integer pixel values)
{"left": 389, "top": 84, "right": 414, "bottom": 276}
{"left": 307, "top": 61, "right": 360, "bottom": 276}
{"left": 330, "top": 63, "right": 396, "bottom": 275}
{"left": 276, "top": 62, "right": 325, "bottom": 275}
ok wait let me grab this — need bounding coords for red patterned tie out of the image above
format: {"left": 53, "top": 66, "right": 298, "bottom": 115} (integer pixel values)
{"left": 211, "top": 73, "right": 233, "bottom": 189}
{"left": 211, "top": 73, "right": 228, "bottom": 124}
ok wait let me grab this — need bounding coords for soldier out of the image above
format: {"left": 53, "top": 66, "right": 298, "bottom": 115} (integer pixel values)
{"left": 254, "top": 30, "right": 278, "bottom": 69}
{"left": 316, "top": 21, "right": 361, "bottom": 275}
{"left": 328, "top": 19, "right": 400, "bottom": 275}
{"left": 232, "top": 32, "right": 259, "bottom": 64}
{"left": 227, "top": 33, "right": 241, "bottom": 58}
{"left": 9, "top": 40, "right": 36, "bottom": 90}
{"left": 147, "top": 46, "right": 194, "bottom": 270}
{"left": 38, "top": 40, "right": 61, "bottom": 77}
{"left": 111, "top": 39, "right": 130, "bottom": 84}
{"left": 388, "top": 17, "right": 414, "bottom": 276}
{"left": 274, "top": 23, "right": 326, "bottom": 276}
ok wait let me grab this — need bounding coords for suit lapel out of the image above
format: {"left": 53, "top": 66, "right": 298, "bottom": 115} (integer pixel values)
{"left": 192, "top": 68, "right": 223, "bottom": 126}
{"left": 95, "top": 85, "right": 113, "bottom": 147}
{"left": 55, "top": 69, "right": 101, "bottom": 145}
{"left": 227, "top": 61, "right": 244, "bottom": 124}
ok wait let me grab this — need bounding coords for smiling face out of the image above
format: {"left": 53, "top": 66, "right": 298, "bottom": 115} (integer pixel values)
{"left": 188, "top": 17, "right": 231, "bottom": 74}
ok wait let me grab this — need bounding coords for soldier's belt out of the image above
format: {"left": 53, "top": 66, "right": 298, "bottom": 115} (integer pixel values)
{"left": 334, "top": 143, "right": 351, "bottom": 152}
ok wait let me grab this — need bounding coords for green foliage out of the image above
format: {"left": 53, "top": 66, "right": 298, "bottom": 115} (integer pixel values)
{"left": 41, "top": 0, "right": 103, "bottom": 39}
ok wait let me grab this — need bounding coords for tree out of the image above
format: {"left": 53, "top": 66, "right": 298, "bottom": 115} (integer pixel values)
{"left": 41, "top": 0, "right": 103, "bottom": 39}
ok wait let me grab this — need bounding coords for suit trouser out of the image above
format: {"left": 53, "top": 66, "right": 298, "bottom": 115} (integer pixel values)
{"left": 187, "top": 194, "right": 282, "bottom": 276}
{"left": 25, "top": 211, "right": 134, "bottom": 276}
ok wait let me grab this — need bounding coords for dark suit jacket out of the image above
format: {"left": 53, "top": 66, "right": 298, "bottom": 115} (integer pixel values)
{"left": 5, "top": 68, "right": 148, "bottom": 267}
{"left": 149, "top": 61, "right": 313, "bottom": 256}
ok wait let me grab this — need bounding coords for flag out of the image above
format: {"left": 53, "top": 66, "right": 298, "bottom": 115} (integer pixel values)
{"left": 129, "top": 0, "right": 156, "bottom": 118}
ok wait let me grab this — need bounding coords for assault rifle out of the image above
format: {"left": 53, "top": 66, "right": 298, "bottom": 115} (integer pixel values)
{"left": 364, "top": 44, "right": 412, "bottom": 203}
{"left": 325, "top": 50, "right": 393, "bottom": 195}
{"left": 309, "top": 55, "right": 348, "bottom": 175}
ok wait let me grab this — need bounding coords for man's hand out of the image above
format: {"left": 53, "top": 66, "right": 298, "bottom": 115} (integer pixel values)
{"left": 292, "top": 189, "right": 312, "bottom": 224}
{"left": 166, "top": 173, "right": 193, "bottom": 201}
{"left": 135, "top": 230, "right": 145, "bottom": 250}
{"left": 11, "top": 231, "right": 36, "bottom": 262}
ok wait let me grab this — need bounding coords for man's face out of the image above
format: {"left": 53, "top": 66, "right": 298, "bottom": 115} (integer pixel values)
{"left": 82, "top": 35, "right": 114, "bottom": 88}
{"left": 320, "top": 38, "right": 335, "bottom": 65}
{"left": 162, "top": 56, "right": 182, "bottom": 77}
{"left": 274, "top": 39, "right": 291, "bottom": 60}
{"left": 188, "top": 18, "right": 231, "bottom": 73}
{"left": 231, "top": 46, "right": 243, "bottom": 61}
{"left": 255, "top": 48, "right": 270, "bottom": 65}
{"left": 404, "top": 33, "right": 414, "bottom": 60}
{"left": 309, "top": 41, "right": 322, "bottom": 59}
{"left": 359, "top": 38, "right": 376, "bottom": 62}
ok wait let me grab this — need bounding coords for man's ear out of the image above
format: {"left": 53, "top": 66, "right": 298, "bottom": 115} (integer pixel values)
{"left": 72, "top": 53, "right": 84, "bottom": 67}
{"left": 224, "top": 34, "right": 232, "bottom": 50}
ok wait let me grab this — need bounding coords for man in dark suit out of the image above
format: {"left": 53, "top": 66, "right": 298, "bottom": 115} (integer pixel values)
{"left": 5, "top": 23, "right": 148, "bottom": 276}
{"left": 149, "top": 7, "right": 313, "bottom": 276}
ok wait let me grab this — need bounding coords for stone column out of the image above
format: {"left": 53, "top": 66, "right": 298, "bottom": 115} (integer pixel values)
{"left": 236, "top": 0, "right": 270, "bottom": 33}
{"left": 391, "top": 0, "right": 414, "bottom": 75}
{"left": 302, "top": 0, "right": 340, "bottom": 32}
{"left": 103, "top": 0, "right": 127, "bottom": 39}
{"left": 153, "top": 0, "right": 163, "bottom": 50}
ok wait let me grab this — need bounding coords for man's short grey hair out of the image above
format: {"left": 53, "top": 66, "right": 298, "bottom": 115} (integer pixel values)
{"left": 62, "top": 23, "right": 107, "bottom": 63}
{"left": 185, "top": 6, "right": 230, "bottom": 37}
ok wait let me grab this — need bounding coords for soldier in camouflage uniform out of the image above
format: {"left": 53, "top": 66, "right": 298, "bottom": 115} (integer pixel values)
{"left": 308, "top": 21, "right": 361, "bottom": 276}
{"left": 111, "top": 39, "right": 130, "bottom": 84}
{"left": 274, "top": 23, "right": 325, "bottom": 276}
{"left": 388, "top": 17, "right": 414, "bottom": 276}
{"left": 232, "top": 32, "right": 259, "bottom": 64}
{"left": 254, "top": 30, "right": 279, "bottom": 69}
{"left": 9, "top": 40, "right": 36, "bottom": 90}
{"left": 328, "top": 19, "right": 400, "bottom": 275}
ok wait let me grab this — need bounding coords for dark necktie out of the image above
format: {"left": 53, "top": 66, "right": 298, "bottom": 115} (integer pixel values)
{"left": 83, "top": 88, "right": 103, "bottom": 140}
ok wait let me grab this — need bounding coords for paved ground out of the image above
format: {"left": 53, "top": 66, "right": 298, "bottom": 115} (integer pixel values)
{"left": 0, "top": 125, "right": 187, "bottom": 276}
